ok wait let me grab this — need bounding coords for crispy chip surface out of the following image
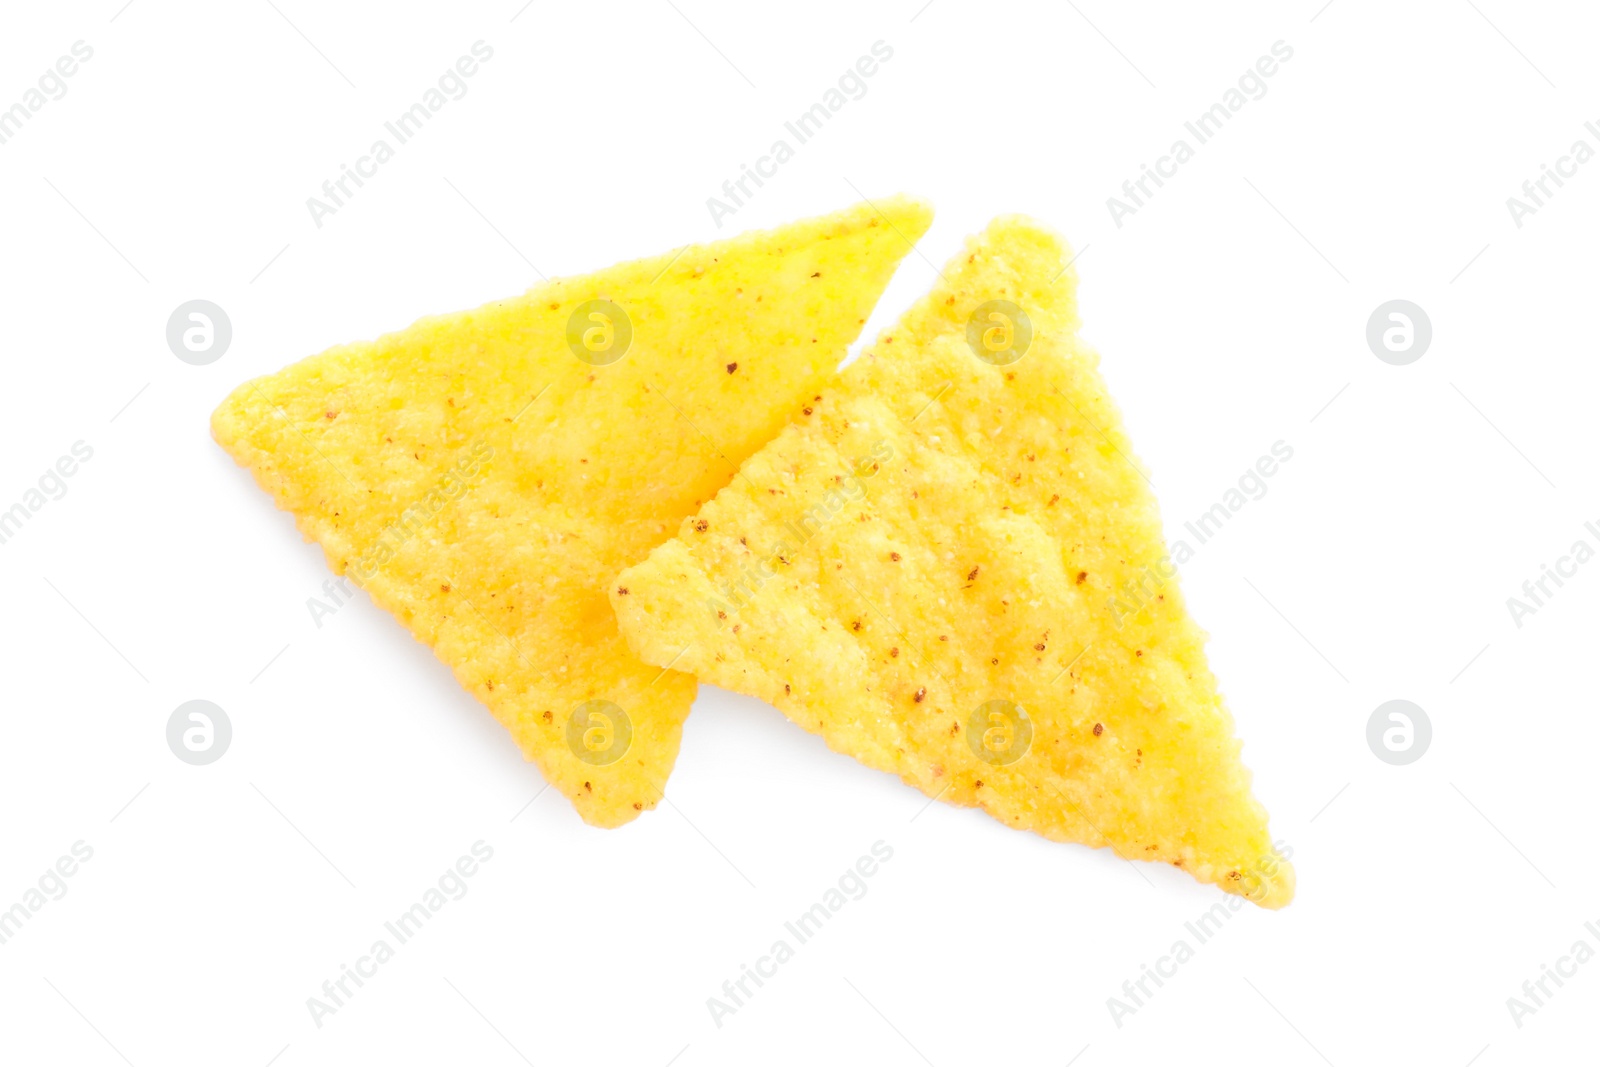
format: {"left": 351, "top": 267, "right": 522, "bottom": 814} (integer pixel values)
{"left": 611, "top": 216, "right": 1293, "bottom": 903}
{"left": 212, "top": 196, "right": 932, "bottom": 827}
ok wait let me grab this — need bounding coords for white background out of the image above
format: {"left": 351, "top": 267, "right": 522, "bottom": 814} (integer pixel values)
{"left": 1, "top": 1, "right": 1596, "bottom": 1064}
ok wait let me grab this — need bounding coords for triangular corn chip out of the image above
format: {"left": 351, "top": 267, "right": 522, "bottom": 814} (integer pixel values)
{"left": 212, "top": 196, "right": 933, "bottom": 827}
{"left": 611, "top": 216, "right": 1293, "bottom": 903}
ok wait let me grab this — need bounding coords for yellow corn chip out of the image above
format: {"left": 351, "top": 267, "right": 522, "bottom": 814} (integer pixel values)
{"left": 611, "top": 216, "right": 1293, "bottom": 904}
{"left": 212, "top": 196, "right": 933, "bottom": 828}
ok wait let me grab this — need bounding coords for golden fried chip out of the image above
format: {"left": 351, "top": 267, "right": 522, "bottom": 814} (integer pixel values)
{"left": 212, "top": 196, "right": 933, "bottom": 827}
{"left": 611, "top": 216, "right": 1293, "bottom": 903}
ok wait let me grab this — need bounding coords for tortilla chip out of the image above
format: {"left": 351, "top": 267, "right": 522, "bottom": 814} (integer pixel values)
{"left": 212, "top": 196, "right": 933, "bottom": 828}
{"left": 611, "top": 216, "right": 1293, "bottom": 904}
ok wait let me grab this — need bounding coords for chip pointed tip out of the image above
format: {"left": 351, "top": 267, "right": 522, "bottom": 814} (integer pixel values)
{"left": 865, "top": 191, "right": 935, "bottom": 241}
{"left": 575, "top": 798, "right": 653, "bottom": 830}
{"left": 1232, "top": 848, "right": 1296, "bottom": 909}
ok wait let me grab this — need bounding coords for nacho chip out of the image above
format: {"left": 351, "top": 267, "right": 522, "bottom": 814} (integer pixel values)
{"left": 212, "top": 196, "right": 933, "bottom": 827}
{"left": 611, "top": 216, "right": 1293, "bottom": 903}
